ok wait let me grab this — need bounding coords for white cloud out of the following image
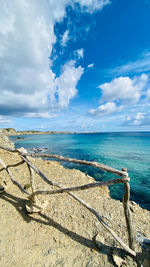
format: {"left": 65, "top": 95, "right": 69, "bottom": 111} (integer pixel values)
{"left": 89, "top": 102, "right": 118, "bottom": 116}
{"left": 135, "top": 112, "right": 145, "bottom": 120}
{"left": 24, "top": 113, "right": 58, "bottom": 119}
{"left": 55, "top": 61, "right": 84, "bottom": 108}
{"left": 89, "top": 73, "right": 150, "bottom": 119}
{"left": 123, "top": 112, "right": 150, "bottom": 126}
{"left": 0, "top": 0, "right": 63, "bottom": 117}
{"left": 0, "top": 115, "right": 12, "bottom": 126}
{"left": 110, "top": 51, "right": 150, "bottom": 76}
{"left": 74, "top": 48, "right": 84, "bottom": 59}
{"left": 99, "top": 74, "right": 148, "bottom": 104}
{"left": 61, "top": 30, "right": 69, "bottom": 46}
{"left": 87, "top": 63, "right": 94, "bottom": 68}
{"left": 77, "top": 0, "right": 111, "bottom": 13}
{"left": 145, "top": 88, "right": 150, "bottom": 100}
{"left": 0, "top": 3, "right": 15, "bottom": 36}
{"left": 0, "top": 0, "right": 108, "bottom": 119}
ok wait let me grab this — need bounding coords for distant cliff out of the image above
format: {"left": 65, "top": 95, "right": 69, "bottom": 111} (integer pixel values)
{"left": 0, "top": 128, "right": 97, "bottom": 136}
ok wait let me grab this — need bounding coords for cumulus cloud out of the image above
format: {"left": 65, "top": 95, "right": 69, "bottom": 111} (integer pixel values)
{"left": 123, "top": 112, "right": 150, "bottom": 126}
{"left": 0, "top": 0, "right": 64, "bottom": 117}
{"left": 0, "top": 0, "right": 108, "bottom": 119}
{"left": 99, "top": 74, "right": 148, "bottom": 104}
{"left": 77, "top": 0, "right": 111, "bottom": 13}
{"left": 55, "top": 61, "right": 84, "bottom": 108}
{"left": 61, "top": 30, "right": 69, "bottom": 46}
{"left": 89, "top": 102, "right": 119, "bottom": 116}
{"left": 89, "top": 73, "right": 150, "bottom": 118}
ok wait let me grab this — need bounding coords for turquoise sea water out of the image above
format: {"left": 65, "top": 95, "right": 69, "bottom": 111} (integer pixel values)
{"left": 11, "top": 132, "right": 150, "bottom": 210}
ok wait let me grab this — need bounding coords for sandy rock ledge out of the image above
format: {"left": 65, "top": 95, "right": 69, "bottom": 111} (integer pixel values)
{"left": 0, "top": 135, "right": 150, "bottom": 267}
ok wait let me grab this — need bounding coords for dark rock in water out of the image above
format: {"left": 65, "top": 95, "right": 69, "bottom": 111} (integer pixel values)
{"left": 17, "top": 136, "right": 24, "bottom": 139}
{"left": 28, "top": 147, "right": 48, "bottom": 153}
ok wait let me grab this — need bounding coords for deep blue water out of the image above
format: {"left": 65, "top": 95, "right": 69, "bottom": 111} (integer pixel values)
{"left": 11, "top": 132, "right": 150, "bottom": 210}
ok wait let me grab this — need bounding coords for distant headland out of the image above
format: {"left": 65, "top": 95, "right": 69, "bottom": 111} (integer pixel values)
{"left": 0, "top": 128, "right": 98, "bottom": 136}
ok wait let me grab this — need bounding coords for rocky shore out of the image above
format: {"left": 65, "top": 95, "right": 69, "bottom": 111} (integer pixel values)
{"left": 0, "top": 128, "right": 97, "bottom": 136}
{"left": 0, "top": 132, "right": 15, "bottom": 149}
{"left": 0, "top": 132, "right": 150, "bottom": 266}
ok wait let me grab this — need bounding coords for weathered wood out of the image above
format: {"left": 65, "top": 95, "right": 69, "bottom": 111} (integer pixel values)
{"left": 0, "top": 157, "right": 29, "bottom": 196}
{"left": 21, "top": 155, "right": 60, "bottom": 188}
{"left": 30, "top": 177, "right": 129, "bottom": 198}
{"left": 0, "top": 146, "right": 18, "bottom": 153}
{"left": 26, "top": 157, "right": 36, "bottom": 194}
{"left": 0, "top": 145, "right": 128, "bottom": 177}
{"left": 69, "top": 190, "right": 136, "bottom": 256}
{"left": 25, "top": 155, "right": 41, "bottom": 212}
{"left": 0, "top": 160, "right": 25, "bottom": 172}
{"left": 122, "top": 168, "right": 135, "bottom": 250}
{"left": 21, "top": 152, "right": 127, "bottom": 178}
{"left": 22, "top": 156, "right": 136, "bottom": 256}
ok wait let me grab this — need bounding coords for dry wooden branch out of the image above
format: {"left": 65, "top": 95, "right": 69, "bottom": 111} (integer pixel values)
{"left": 26, "top": 157, "right": 36, "bottom": 194}
{"left": 69, "top": 191, "right": 136, "bottom": 257}
{"left": 21, "top": 152, "right": 127, "bottom": 178}
{"left": 0, "top": 157, "right": 29, "bottom": 196}
{"left": 30, "top": 177, "right": 129, "bottom": 198}
{"left": 0, "top": 145, "right": 128, "bottom": 177}
{"left": 0, "top": 160, "right": 25, "bottom": 172}
{"left": 21, "top": 155, "right": 60, "bottom": 188}
{"left": 21, "top": 155, "right": 136, "bottom": 256}
{"left": 122, "top": 168, "right": 135, "bottom": 250}
{"left": 0, "top": 146, "right": 18, "bottom": 153}
{"left": 25, "top": 155, "right": 41, "bottom": 212}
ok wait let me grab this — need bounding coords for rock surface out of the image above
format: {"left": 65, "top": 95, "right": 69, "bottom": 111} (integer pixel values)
{"left": 0, "top": 134, "right": 150, "bottom": 266}
{"left": 0, "top": 132, "right": 15, "bottom": 149}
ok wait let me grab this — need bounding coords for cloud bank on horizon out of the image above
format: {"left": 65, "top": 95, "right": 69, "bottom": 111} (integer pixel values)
{"left": 0, "top": 0, "right": 150, "bottom": 131}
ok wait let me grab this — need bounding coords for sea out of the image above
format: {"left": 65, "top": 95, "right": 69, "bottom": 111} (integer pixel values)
{"left": 10, "top": 132, "right": 150, "bottom": 211}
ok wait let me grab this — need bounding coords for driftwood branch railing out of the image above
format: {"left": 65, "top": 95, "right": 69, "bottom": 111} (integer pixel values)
{"left": 0, "top": 146, "right": 136, "bottom": 257}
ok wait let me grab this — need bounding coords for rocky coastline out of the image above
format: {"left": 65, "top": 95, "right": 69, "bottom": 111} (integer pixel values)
{"left": 0, "top": 131, "right": 15, "bottom": 149}
{"left": 0, "top": 131, "right": 150, "bottom": 266}
{"left": 0, "top": 128, "right": 98, "bottom": 136}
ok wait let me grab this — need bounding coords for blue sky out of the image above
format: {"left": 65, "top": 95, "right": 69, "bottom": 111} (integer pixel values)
{"left": 0, "top": 0, "right": 150, "bottom": 132}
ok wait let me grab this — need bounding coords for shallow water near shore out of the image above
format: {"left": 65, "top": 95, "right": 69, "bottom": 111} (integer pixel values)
{"left": 11, "top": 132, "right": 150, "bottom": 210}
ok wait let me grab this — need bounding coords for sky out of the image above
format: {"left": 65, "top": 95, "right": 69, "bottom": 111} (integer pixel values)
{"left": 0, "top": 0, "right": 150, "bottom": 132}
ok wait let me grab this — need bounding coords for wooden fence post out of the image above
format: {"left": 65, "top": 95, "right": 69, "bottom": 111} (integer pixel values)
{"left": 122, "top": 168, "right": 135, "bottom": 250}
